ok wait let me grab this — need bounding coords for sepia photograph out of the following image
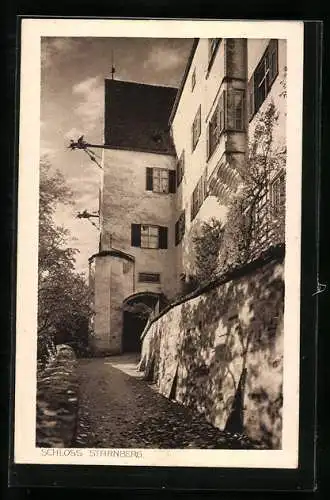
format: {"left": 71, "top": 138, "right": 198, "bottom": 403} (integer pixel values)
{"left": 14, "top": 19, "right": 303, "bottom": 469}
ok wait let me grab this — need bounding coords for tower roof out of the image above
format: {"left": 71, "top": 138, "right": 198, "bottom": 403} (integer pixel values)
{"left": 104, "top": 79, "right": 178, "bottom": 155}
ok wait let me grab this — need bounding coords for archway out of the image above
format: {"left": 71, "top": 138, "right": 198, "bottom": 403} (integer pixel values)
{"left": 122, "top": 292, "right": 164, "bottom": 353}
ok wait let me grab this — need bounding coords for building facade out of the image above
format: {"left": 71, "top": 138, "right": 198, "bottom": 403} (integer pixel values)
{"left": 89, "top": 38, "right": 286, "bottom": 355}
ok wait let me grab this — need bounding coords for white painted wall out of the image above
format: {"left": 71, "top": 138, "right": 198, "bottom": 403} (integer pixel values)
{"left": 102, "top": 147, "right": 178, "bottom": 299}
{"left": 171, "top": 38, "right": 247, "bottom": 277}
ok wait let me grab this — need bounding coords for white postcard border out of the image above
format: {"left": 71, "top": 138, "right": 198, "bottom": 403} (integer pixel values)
{"left": 15, "top": 18, "right": 304, "bottom": 468}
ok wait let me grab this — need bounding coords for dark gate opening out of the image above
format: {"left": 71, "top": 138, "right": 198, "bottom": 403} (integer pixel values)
{"left": 122, "top": 292, "right": 165, "bottom": 354}
{"left": 122, "top": 310, "right": 147, "bottom": 353}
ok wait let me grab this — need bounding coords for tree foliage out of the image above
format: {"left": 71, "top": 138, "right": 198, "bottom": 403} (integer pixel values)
{"left": 192, "top": 218, "right": 224, "bottom": 282}
{"left": 218, "top": 100, "right": 286, "bottom": 271}
{"left": 191, "top": 99, "right": 286, "bottom": 283}
{"left": 38, "top": 160, "right": 92, "bottom": 362}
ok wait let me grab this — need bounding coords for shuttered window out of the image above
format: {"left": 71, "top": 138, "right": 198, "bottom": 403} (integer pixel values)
{"left": 207, "top": 91, "right": 226, "bottom": 159}
{"left": 268, "top": 39, "right": 279, "bottom": 85}
{"left": 141, "top": 225, "right": 159, "bottom": 248}
{"left": 191, "top": 68, "right": 196, "bottom": 91}
{"left": 248, "top": 75, "right": 255, "bottom": 121}
{"left": 131, "top": 224, "right": 168, "bottom": 249}
{"left": 226, "top": 89, "right": 245, "bottom": 131}
{"left": 175, "top": 210, "right": 186, "bottom": 245}
{"left": 208, "top": 39, "right": 221, "bottom": 71}
{"left": 176, "top": 151, "right": 185, "bottom": 187}
{"left": 191, "top": 175, "right": 206, "bottom": 221}
{"left": 192, "top": 105, "right": 201, "bottom": 151}
{"left": 249, "top": 39, "right": 279, "bottom": 120}
{"left": 270, "top": 171, "right": 285, "bottom": 214}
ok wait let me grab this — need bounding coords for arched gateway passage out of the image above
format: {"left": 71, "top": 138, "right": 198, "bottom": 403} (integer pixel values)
{"left": 122, "top": 292, "right": 165, "bottom": 353}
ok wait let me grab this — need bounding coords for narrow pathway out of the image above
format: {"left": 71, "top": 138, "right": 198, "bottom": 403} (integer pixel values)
{"left": 74, "top": 356, "right": 255, "bottom": 449}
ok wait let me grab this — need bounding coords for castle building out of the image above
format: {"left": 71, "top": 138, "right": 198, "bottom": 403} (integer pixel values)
{"left": 89, "top": 38, "right": 286, "bottom": 355}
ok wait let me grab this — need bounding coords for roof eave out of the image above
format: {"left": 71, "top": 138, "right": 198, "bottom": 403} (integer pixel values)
{"left": 168, "top": 38, "right": 199, "bottom": 126}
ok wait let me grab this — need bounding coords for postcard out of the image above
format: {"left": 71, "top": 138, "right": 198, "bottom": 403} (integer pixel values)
{"left": 14, "top": 18, "right": 304, "bottom": 469}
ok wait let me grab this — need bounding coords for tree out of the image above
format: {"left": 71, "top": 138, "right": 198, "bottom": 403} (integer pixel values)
{"left": 38, "top": 159, "right": 92, "bottom": 362}
{"left": 192, "top": 218, "right": 224, "bottom": 282}
{"left": 218, "top": 100, "right": 286, "bottom": 272}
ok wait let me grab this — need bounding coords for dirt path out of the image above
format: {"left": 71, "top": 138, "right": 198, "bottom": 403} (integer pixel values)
{"left": 74, "top": 356, "right": 256, "bottom": 449}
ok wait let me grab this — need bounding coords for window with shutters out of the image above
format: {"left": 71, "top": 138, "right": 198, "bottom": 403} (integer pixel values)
{"left": 141, "top": 225, "right": 159, "bottom": 248}
{"left": 176, "top": 151, "right": 185, "bottom": 187}
{"left": 146, "top": 167, "right": 176, "bottom": 193}
{"left": 191, "top": 68, "right": 196, "bottom": 91}
{"left": 227, "top": 89, "right": 245, "bottom": 131}
{"left": 207, "top": 92, "right": 225, "bottom": 159}
{"left": 138, "top": 272, "right": 161, "bottom": 283}
{"left": 192, "top": 105, "right": 201, "bottom": 151}
{"left": 131, "top": 224, "right": 168, "bottom": 249}
{"left": 270, "top": 171, "right": 285, "bottom": 214}
{"left": 191, "top": 176, "right": 206, "bottom": 221}
{"left": 175, "top": 210, "right": 186, "bottom": 245}
{"left": 248, "top": 39, "right": 279, "bottom": 120}
{"left": 153, "top": 168, "right": 169, "bottom": 193}
{"left": 208, "top": 39, "right": 221, "bottom": 72}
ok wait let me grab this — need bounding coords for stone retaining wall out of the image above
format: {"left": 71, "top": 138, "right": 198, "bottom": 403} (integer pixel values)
{"left": 36, "top": 344, "right": 79, "bottom": 448}
{"left": 140, "top": 247, "right": 285, "bottom": 449}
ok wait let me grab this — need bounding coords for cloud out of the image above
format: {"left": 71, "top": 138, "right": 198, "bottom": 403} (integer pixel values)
{"left": 41, "top": 37, "right": 83, "bottom": 70}
{"left": 64, "top": 127, "right": 86, "bottom": 141}
{"left": 143, "top": 46, "right": 184, "bottom": 73}
{"left": 40, "top": 141, "right": 57, "bottom": 161}
{"left": 72, "top": 76, "right": 104, "bottom": 134}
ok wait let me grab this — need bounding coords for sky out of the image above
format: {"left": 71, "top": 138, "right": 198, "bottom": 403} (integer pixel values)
{"left": 40, "top": 37, "right": 193, "bottom": 276}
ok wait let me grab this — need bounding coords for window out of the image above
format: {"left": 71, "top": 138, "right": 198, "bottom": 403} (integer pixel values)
{"left": 176, "top": 151, "right": 185, "bottom": 187}
{"left": 153, "top": 168, "right": 169, "bottom": 193}
{"left": 207, "top": 92, "right": 225, "bottom": 159}
{"left": 270, "top": 171, "right": 285, "bottom": 213}
{"left": 208, "top": 38, "right": 221, "bottom": 71}
{"left": 175, "top": 210, "right": 186, "bottom": 245}
{"left": 141, "top": 225, "right": 159, "bottom": 248}
{"left": 249, "top": 39, "right": 279, "bottom": 119}
{"left": 131, "top": 224, "right": 168, "bottom": 249}
{"left": 146, "top": 167, "right": 176, "bottom": 193}
{"left": 191, "top": 173, "right": 207, "bottom": 221}
{"left": 192, "top": 105, "right": 201, "bottom": 151}
{"left": 227, "top": 89, "right": 245, "bottom": 131}
{"left": 123, "top": 261, "right": 132, "bottom": 274}
{"left": 138, "top": 272, "right": 160, "bottom": 283}
{"left": 207, "top": 89, "right": 245, "bottom": 159}
{"left": 191, "top": 68, "right": 196, "bottom": 91}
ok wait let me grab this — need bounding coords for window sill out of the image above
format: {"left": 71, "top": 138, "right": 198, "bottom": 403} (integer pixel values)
{"left": 149, "top": 190, "right": 171, "bottom": 195}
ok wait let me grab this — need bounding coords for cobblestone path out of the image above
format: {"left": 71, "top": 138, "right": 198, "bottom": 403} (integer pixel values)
{"left": 74, "top": 357, "right": 257, "bottom": 449}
